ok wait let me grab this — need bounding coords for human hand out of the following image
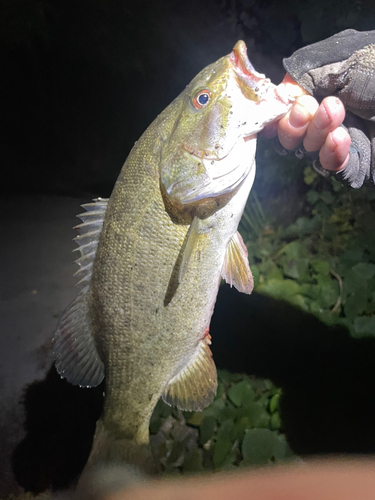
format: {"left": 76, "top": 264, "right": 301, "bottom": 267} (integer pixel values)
{"left": 102, "top": 459, "right": 375, "bottom": 500}
{"left": 263, "top": 90, "right": 351, "bottom": 173}
{"left": 265, "top": 29, "right": 375, "bottom": 188}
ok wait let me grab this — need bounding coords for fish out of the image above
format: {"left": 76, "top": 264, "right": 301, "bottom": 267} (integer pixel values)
{"left": 52, "top": 40, "right": 291, "bottom": 474}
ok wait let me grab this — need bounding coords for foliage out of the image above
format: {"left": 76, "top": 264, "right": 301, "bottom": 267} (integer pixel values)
{"left": 150, "top": 370, "right": 295, "bottom": 473}
{"left": 240, "top": 143, "right": 375, "bottom": 338}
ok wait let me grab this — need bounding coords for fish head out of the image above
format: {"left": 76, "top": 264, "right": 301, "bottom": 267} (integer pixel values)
{"left": 160, "top": 41, "right": 291, "bottom": 217}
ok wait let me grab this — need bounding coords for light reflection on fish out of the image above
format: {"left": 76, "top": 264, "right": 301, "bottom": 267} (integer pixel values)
{"left": 52, "top": 41, "right": 291, "bottom": 473}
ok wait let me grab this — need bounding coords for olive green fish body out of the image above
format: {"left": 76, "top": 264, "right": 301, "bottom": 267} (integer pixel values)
{"left": 53, "top": 41, "right": 290, "bottom": 473}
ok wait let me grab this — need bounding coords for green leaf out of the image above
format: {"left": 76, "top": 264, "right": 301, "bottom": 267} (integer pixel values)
{"left": 278, "top": 240, "right": 304, "bottom": 259}
{"left": 213, "top": 435, "right": 233, "bottom": 467}
{"left": 319, "top": 281, "right": 339, "bottom": 309}
{"left": 216, "top": 381, "right": 225, "bottom": 399}
{"left": 243, "top": 402, "right": 270, "bottom": 428}
{"left": 199, "top": 416, "right": 216, "bottom": 445}
{"left": 344, "top": 291, "right": 368, "bottom": 319}
{"left": 257, "top": 279, "right": 301, "bottom": 299}
{"left": 320, "top": 191, "right": 335, "bottom": 204}
{"left": 242, "top": 428, "right": 285, "bottom": 464}
{"left": 306, "top": 189, "right": 321, "bottom": 205}
{"left": 300, "top": 283, "right": 320, "bottom": 300}
{"left": 202, "top": 398, "right": 225, "bottom": 418}
{"left": 220, "top": 450, "right": 238, "bottom": 469}
{"left": 218, "top": 370, "right": 238, "bottom": 383}
{"left": 351, "top": 263, "right": 375, "bottom": 281}
{"left": 288, "top": 293, "right": 309, "bottom": 311}
{"left": 227, "top": 380, "right": 255, "bottom": 407}
{"left": 303, "top": 166, "right": 319, "bottom": 185}
{"left": 283, "top": 257, "right": 309, "bottom": 280}
{"left": 269, "top": 393, "right": 280, "bottom": 413}
{"left": 250, "top": 264, "right": 260, "bottom": 287}
{"left": 339, "top": 248, "right": 364, "bottom": 267}
{"left": 216, "top": 419, "right": 234, "bottom": 441}
{"left": 267, "top": 266, "right": 284, "bottom": 281}
{"left": 311, "top": 260, "right": 330, "bottom": 275}
{"left": 353, "top": 316, "right": 375, "bottom": 337}
{"left": 183, "top": 446, "right": 204, "bottom": 472}
{"left": 331, "top": 176, "right": 344, "bottom": 192}
{"left": 283, "top": 216, "right": 320, "bottom": 237}
{"left": 342, "top": 269, "right": 365, "bottom": 298}
{"left": 218, "top": 404, "right": 240, "bottom": 424}
{"left": 270, "top": 412, "right": 282, "bottom": 430}
{"left": 186, "top": 412, "right": 204, "bottom": 427}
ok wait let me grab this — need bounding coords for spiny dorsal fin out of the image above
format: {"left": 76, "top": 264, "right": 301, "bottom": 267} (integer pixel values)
{"left": 162, "top": 334, "right": 217, "bottom": 411}
{"left": 221, "top": 231, "right": 253, "bottom": 294}
{"left": 73, "top": 198, "right": 109, "bottom": 287}
{"left": 52, "top": 198, "right": 108, "bottom": 387}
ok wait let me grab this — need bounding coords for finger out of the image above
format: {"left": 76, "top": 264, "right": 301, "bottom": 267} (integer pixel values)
{"left": 277, "top": 95, "right": 319, "bottom": 150}
{"left": 319, "top": 127, "right": 351, "bottom": 172}
{"left": 260, "top": 121, "right": 278, "bottom": 138}
{"left": 303, "top": 97, "right": 345, "bottom": 152}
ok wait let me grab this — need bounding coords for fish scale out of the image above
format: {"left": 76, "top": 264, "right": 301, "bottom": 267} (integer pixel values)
{"left": 52, "top": 40, "right": 292, "bottom": 476}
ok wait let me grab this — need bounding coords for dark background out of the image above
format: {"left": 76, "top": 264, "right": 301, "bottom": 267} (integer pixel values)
{"left": 2, "top": 0, "right": 375, "bottom": 495}
{"left": 2, "top": 0, "right": 375, "bottom": 197}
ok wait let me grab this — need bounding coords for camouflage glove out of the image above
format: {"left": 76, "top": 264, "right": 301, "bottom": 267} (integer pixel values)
{"left": 283, "top": 29, "right": 375, "bottom": 188}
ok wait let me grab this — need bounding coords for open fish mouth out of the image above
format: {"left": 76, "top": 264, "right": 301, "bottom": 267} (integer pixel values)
{"left": 168, "top": 135, "right": 256, "bottom": 205}
{"left": 230, "top": 40, "right": 291, "bottom": 106}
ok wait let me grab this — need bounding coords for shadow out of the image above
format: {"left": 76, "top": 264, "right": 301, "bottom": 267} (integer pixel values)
{"left": 12, "top": 366, "right": 103, "bottom": 494}
{"left": 211, "top": 286, "right": 375, "bottom": 456}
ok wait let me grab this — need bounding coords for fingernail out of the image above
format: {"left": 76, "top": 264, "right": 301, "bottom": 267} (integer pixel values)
{"left": 314, "top": 105, "right": 331, "bottom": 130}
{"left": 289, "top": 103, "right": 310, "bottom": 128}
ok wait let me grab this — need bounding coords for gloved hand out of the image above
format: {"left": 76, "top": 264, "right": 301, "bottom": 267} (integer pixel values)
{"left": 283, "top": 29, "right": 375, "bottom": 188}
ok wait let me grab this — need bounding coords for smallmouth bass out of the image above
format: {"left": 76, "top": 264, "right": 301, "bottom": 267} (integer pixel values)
{"left": 53, "top": 41, "right": 291, "bottom": 474}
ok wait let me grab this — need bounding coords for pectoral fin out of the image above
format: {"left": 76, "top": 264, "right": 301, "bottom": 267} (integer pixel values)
{"left": 178, "top": 216, "right": 200, "bottom": 284}
{"left": 162, "top": 335, "right": 217, "bottom": 411}
{"left": 221, "top": 231, "right": 253, "bottom": 294}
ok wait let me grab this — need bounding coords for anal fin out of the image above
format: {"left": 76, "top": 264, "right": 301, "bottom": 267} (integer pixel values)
{"left": 162, "top": 335, "right": 217, "bottom": 412}
{"left": 221, "top": 231, "right": 253, "bottom": 294}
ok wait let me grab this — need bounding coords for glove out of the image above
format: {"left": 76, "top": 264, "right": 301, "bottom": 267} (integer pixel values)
{"left": 283, "top": 29, "right": 375, "bottom": 188}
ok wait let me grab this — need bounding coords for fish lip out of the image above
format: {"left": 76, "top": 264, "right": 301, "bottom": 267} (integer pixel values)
{"left": 230, "top": 40, "right": 265, "bottom": 82}
{"left": 230, "top": 41, "right": 291, "bottom": 107}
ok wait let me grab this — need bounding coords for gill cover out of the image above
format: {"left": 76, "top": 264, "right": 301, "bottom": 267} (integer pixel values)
{"left": 160, "top": 41, "right": 290, "bottom": 208}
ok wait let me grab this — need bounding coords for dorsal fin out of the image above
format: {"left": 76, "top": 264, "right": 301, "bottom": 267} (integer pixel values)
{"left": 53, "top": 198, "right": 108, "bottom": 387}
{"left": 73, "top": 198, "right": 109, "bottom": 286}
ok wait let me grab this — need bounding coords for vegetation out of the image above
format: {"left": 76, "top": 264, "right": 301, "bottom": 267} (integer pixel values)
{"left": 241, "top": 141, "right": 375, "bottom": 339}
{"left": 150, "top": 370, "right": 295, "bottom": 473}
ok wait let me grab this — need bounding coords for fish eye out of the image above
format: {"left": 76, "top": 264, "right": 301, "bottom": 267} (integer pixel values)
{"left": 192, "top": 89, "right": 212, "bottom": 110}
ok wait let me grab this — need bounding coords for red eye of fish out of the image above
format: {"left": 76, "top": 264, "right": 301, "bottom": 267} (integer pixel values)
{"left": 192, "top": 89, "right": 212, "bottom": 110}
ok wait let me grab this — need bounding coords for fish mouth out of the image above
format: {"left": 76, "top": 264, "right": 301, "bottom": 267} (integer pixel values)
{"left": 230, "top": 40, "right": 291, "bottom": 106}
{"left": 167, "top": 135, "right": 256, "bottom": 205}
{"left": 230, "top": 41, "right": 266, "bottom": 90}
